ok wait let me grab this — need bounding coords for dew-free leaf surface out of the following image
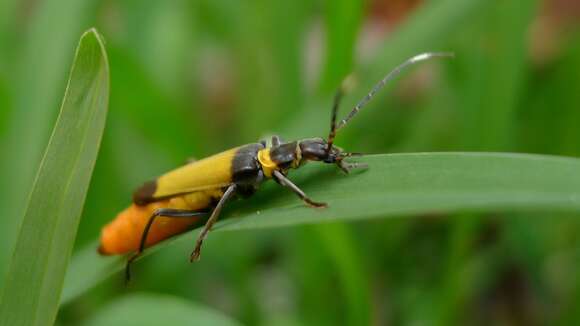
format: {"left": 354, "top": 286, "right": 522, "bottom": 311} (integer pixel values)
{"left": 62, "top": 152, "right": 580, "bottom": 305}
{"left": 0, "top": 28, "right": 109, "bottom": 326}
{"left": 81, "top": 293, "right": 241, "bottom": 326}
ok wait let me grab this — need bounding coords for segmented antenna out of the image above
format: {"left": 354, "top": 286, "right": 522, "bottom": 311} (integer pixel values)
{"left": 336, "top": 52, "right": 454, "bottom": 131}
{"left": 325, "top": 88, "right": 344, "bottom": 154}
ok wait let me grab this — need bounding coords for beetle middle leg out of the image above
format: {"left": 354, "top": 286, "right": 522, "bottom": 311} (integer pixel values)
{"left": 190, "top": 184, "right": 238, "bottom": 262}
{"left": 273, "top": 170, "right": 327, "bottom": 208}
{"left": 126, "top": 208, "right": 207, "bottom": 283}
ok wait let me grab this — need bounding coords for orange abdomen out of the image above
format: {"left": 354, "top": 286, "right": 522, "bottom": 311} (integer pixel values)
{"left": 98, "top": 201, "right": 202, "bottom": 255}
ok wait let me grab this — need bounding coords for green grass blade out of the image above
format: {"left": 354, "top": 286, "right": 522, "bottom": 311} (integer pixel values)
{"left": 0, "top": 28, "right": 109, "bottom": 326}
{"left": 62, "top": 152, "right": 580, "bottom": 305}
{"left": 0, "top": 0, "right": 95, "bottom": 290}
{"left": 81, "top": 293, "right": 241, "bottom": 326}
{"left": 221, "top": 153, "right": 580, "bottom": 229}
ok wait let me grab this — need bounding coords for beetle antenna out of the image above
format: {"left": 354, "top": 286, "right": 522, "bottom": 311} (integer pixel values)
{"left": 326, "top": 87, "right": 344, "bottom": 154}
{"left": 336, "top": 52, "right": 454, "bottom": 131}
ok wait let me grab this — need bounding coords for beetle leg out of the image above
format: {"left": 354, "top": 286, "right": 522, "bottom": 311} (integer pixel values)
{"left": 125, "top": 208, "right": 208, "bottom": 283}
{"left": 271, "top": 135, "right": 283, "bottom": 147}
{"left": 273, "top": 170, "right": 327, "bottom": 208}
{"left": 190, "top": 184, "right": 237, "bottom": 262}
{"left": 337, "top": 160, "right": 369, "bottom": 174}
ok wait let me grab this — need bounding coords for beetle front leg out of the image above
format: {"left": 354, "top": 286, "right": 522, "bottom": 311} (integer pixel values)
{"left": 273, "top": 170, "right": 327, "bottom": 208}
{"left": 337, "top": 160, "right": 368, "bottom": 174}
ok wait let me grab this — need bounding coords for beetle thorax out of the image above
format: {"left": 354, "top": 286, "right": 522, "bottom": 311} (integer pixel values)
{"left": 298, "top": 138, "right": 342, "bottom": 163}
{"left": 256, "top": 141, "right": 301, "bottom": 177}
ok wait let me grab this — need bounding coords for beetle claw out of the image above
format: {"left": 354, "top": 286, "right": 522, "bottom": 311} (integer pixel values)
{"left": 306, "top": 199, "right": 328, "bottom": 208}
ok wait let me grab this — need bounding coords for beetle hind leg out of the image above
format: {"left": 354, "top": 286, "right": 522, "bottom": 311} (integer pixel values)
{"left": 125, "top": 208, "right": 208, "bottom": 284}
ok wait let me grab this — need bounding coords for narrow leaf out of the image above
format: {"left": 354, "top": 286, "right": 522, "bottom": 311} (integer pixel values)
{"left": 62, "top": 152, "right": 580, "bottom": 305}
{"left": 81, "top": 293, "right": 241, "bottom": 326}
{"left": 0, "top": 0, "right": 95, "bottom": 286}
{"left": 0, "top": 28, "right": 109, "bottom": 326}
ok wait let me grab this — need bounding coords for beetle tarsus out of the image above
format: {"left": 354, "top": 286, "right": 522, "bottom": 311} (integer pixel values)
{"left": 190, "top": 246, "right": 201, "bottom": 262}
{"left": 125, "top": 252, "right": 140, "bottom": 285}
{"left": 272, "top": 170, "right": 327, "bottom": 208}
{"left": 305, "top": 198, "right": 328, "bottom": 208}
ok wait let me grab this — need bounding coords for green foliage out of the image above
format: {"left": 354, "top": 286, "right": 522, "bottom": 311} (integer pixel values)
{"left": 1, "top": 0, "right": 580, "bottom": 325}
{"left": 62, "top": 152, "right": 580, "bottom": 304}
{"left": 0, "top": 0, "right": 96, "bottom": 291}
{"left": 81, "top": 293, "right": 241, "bottom": 326}
{"left": 0, "top": 29, "right": 109, "bottom": 326}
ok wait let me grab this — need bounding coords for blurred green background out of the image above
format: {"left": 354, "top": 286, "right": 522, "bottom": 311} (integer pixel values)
{"left": 1, "top": 0, "right": 580, "bottom": 324}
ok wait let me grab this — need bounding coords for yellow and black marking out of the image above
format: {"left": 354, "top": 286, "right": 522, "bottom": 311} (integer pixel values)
{"left": 97, "top": 52, "right": 454, "bottom": 282}
{"left": 132, "top": 147, "right": 240, "bottom": 205}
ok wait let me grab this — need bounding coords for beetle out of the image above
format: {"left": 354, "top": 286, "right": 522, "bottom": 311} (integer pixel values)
{"left": 98, "top": 52, "right": 453, "bottom": 281}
